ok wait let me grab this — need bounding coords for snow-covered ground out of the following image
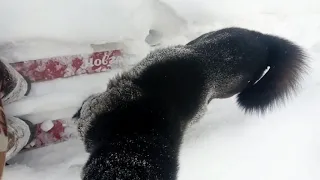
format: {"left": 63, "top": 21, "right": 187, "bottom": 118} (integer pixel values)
{"left": 1, "top": 0, "right": 320, "bottom": 179}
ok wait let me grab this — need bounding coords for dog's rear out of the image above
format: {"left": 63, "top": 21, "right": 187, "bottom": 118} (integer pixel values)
{"left": 187, "top": 27, "right": 308, "bottom": 113}
{"left": 236, "top": 33, "right": 307, "bottom": 113}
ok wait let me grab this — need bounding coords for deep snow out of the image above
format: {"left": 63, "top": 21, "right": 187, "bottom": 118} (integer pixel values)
{"left": 1, "top": 0, "right": 320, "bottom": 179}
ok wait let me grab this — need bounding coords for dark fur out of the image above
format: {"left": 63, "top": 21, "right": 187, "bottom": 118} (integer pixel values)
{"left": 73, "top": 27, "right": 308, "bottom": 180}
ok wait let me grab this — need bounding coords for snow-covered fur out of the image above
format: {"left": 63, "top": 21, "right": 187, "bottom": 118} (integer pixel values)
{"left": 73, "top": 27, "right": 308, "bottom": 180}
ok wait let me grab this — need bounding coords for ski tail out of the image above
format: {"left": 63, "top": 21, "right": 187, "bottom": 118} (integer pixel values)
{"left": 237, "top": 34, "right": 309, "bottom": 113}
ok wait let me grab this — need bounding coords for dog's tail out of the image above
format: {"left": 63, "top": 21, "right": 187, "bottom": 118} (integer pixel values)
{"left": 237, "top": 34, "right": 309, "bottom": 114}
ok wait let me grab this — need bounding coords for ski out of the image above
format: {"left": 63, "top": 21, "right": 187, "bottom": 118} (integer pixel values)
{"left": 22, "top": 119, "right": 77, "bottom": 151}
{"left": 10, "top": 49, "right": 123, "bottom": 82}
{"left": 5, "top": 45, "right": 126, "bottom": 151}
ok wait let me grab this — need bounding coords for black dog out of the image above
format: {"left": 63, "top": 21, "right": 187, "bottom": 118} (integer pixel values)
{"left": 72, "top": 27, "right": 308, "bottom": 180}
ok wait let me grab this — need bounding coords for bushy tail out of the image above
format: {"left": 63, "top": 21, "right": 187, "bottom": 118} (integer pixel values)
{"left": 237, "top": 34, "right": 309, "bottom": 114}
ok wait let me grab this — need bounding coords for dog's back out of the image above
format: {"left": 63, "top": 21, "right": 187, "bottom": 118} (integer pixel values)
{"left": 129, "top": 27, "right": 308, "bottom": 116}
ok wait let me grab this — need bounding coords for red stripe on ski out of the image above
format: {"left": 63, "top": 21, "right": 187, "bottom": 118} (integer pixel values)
{"left": 10, "top": 50, "right": 123, "bottom": 82}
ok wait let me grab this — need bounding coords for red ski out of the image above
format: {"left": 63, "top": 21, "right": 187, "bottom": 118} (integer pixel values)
{"left": 10, "top": 49, "right": 123, "bottom": 82}
{"left": 6, "top": 46, "right": 126, "bottom": 151}
{"left": 23, "top": 119, "right": 77, "bottom": 151}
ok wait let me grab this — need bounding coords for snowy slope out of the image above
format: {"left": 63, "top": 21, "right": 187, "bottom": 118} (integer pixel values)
{"left": 1, "top": 0, "right": 320, "bottom": 179}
